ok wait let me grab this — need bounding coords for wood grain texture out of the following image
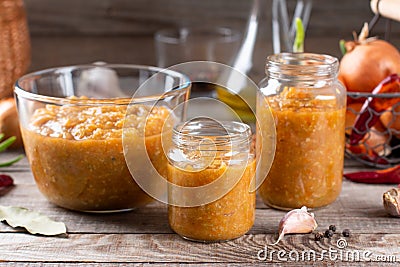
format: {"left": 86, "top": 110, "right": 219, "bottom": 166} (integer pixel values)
{"left": 23, "top": 0, "right": 400, "bottom": 72}
{"left": 23, "top": 0, "right": 400, "bottom": 36}
{"left": 27, "top": 36, "right": 348, "bottom": 70}
{"left": 0, "top": 233, "right": 399, "bottom": 263}
{"left": 23, "top": 0, "right": 248, "bottom": 36}
{"left": 0, "top": 162, "right": 397, "bottom": 236}
{"left": 29, "top": 36, "right": 157, "bottom": 71}
{"left": 3, "top": 264, "right": 398, "bottom": 267}
{"left": 0, "top": 196, "right": 397, "bottom": 236}
{"left": 1, "top": 264, "right": 400, "bottom": 267}
{"left": 1, "top": 145, "right": 400, "bottom": 264}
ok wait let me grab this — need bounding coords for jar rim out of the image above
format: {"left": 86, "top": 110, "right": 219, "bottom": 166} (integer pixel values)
{"left": 267, "top": 52, "right": 338, "bottom": 67}
{"left": 266, "top": 52, "right": 339, "bottom": 80}
{"left": 172, "top": 118, "right": 252, "bottom": 149}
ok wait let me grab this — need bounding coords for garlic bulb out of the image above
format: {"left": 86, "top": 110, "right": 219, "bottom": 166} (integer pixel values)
{"left": 271, "top": 206, "right": 318, "bottom": 245}
{"left": 383, "top": 188, "right": 400, "bottom": 217}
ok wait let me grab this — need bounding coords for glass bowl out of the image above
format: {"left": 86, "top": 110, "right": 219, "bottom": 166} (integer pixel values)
{"left": 15, "top": 64, "right": 190, "bottom": 212}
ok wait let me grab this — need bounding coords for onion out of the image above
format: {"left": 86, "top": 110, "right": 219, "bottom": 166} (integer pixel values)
{"left": 0, "top": 98, "right": 22, "bottom": 149}
{"left": 338, "top": 23, "right": 400, "bottom": 93}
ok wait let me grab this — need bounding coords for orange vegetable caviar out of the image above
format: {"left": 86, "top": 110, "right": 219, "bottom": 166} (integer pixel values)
{"left": 22, "top": 103, "right": 171, "bottom": 212}
{"left": 168, "top": 159, "right": 256, "bottom": 242}
{"left": 258, "top": 87, "right": 345, "bottom": 209}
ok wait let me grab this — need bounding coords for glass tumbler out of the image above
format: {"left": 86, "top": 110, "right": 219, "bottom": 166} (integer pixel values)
{"left": 155, "top": 26, "right": 241, "bottom": 68}
{"left": 155, "top": 27, "right": 241, "bottom": 95}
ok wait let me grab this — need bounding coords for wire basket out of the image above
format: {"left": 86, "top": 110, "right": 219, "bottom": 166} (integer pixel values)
{"left": 345, "top": 91, "right": 400, "bottom": 168}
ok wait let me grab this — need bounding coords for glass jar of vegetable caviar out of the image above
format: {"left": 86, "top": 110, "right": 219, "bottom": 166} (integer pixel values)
{"left": 167, "top": 118, "right": 255, "bottom": 242}
{"left": 258, "top": 53, "right": 346, "bottom": 210}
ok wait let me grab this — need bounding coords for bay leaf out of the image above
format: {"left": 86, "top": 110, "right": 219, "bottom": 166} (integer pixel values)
{"left": 0, "top": 205, "right": 67, "bottom": 236}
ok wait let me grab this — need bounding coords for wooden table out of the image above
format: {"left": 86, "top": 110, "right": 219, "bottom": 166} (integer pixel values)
{"left": 0, "top": 150, "right": 399, "bottom": 266}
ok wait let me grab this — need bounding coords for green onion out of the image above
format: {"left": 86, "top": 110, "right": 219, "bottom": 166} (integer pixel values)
{"left": 339, "top": 39, "right": 347, "bottom": 56}
{"left": 0, "top": 155, "right": 24, "bottom": 167}
{"left": 0, "top": 135, "right": 23, "bottom": 167}
{"left": 293, "top": 17, "right": 305, "bottom": 53}
{"left": 0, "top": 136, "right": 17, "bottom": 153}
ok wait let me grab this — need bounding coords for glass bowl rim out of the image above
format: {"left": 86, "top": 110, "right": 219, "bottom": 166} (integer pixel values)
{"left": 14, "top": 63, "right": 191, "bottom": 105}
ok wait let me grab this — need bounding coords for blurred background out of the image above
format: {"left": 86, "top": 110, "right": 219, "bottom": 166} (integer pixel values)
{"left": 25, "top": 0, "right": 400, "bottom": 71}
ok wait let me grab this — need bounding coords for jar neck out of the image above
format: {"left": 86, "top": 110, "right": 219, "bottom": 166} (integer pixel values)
{"left": 172, "top": 118, "right": 252, "bottom": 154}
{"left": 266, "top": 53, "right": 339, "bottom": 84}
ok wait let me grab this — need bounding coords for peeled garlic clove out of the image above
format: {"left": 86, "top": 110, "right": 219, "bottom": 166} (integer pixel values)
{"left": 271, "top": 206, "right": 318, "bottom": 245}
{"left": 383, "top": 188, "right": 400, "bottom": 217}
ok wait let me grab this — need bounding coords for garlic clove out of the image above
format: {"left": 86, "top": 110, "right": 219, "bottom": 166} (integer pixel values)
{"left": 271, "top": 206, "right": 318, "bottom": 245}
{"left": 383, "top": 188, "right": 400, "bottom": 217}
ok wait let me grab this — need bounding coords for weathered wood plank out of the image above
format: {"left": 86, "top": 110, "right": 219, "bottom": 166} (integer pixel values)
{"left": 0, "top": 233, "right": 399, "bottom": 263}
{"left": 23, "top": 0, "right": 400, "bottom": 72}
{"left": 2, "top": 264, "right": 397, "bottom": 267}
{"left": 0, "top": 199, "right": 397, "bottom": 235}
{"left": 28, "top": 35, "right": 337, "bottom": 72}
{"left": 0, "top": 178, "right": 396, "bottom": 234}
{"left": 29, "top": 36, "right": 157, "bottom": 71}
{"left": 27, "top": 34, "right": 400, "bottom": 79}
{"left": 24, "top": 0, "right": 248, "bottom": 36}
{"left": 1, "top": 149, "right": 397, "bottom": 266}
{"left": 0, "top": 264, "right": 394, "bottom": 267}
{"left": 23, "top": 0, "right": 400, "bottom": 36}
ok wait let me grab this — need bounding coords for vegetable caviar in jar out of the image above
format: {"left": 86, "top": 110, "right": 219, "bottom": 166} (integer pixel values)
{"left": 258, "top": 53, "right": 346, "bottom": 210}
{"left": 167, "top": 118, "right": 256, "bottom": 242}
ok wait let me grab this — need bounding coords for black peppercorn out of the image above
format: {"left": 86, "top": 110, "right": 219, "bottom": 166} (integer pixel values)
{"left": 324, "top": 229, "right": 334, "bottom": 238}
{"left": 342, "top": 229, "right": 351, "bottom": 237}
{"left": 329, "top": 225, "right": 336, "bottom": 232}
{"left": 314, "top": 232, "right": 324, "bottom": 241}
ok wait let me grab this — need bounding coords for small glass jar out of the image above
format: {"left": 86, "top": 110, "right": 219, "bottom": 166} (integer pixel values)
{"left": 167, "top": 118, "right": 256, "bottom": 242}
{"left": 258, "top": 53, "right": 346, "bottom": 210}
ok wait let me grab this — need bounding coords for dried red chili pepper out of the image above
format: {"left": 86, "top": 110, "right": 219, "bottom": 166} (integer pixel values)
{"left": 349, "top": 74, "right": 400, "bottom": 145}
{"left": 0, "top": 174, "right": 13, "bottom": 187}
{"left": 345, "top": 142, "right": 389, "bottom": 165}
{"left": 344, "top": 164, "right": 400, "bottom": 184}
{"left": 0, "top": 174, "right": 14, "bottom": 196}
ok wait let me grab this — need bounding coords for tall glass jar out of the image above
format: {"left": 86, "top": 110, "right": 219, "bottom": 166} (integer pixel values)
{"left": 167, "top": 118, "right": 256, "bottom": 242}
{"left": 257, "top": 53, "right": 346, "bottom": 210}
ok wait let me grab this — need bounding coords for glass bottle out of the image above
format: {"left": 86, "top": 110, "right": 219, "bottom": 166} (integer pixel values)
{"left": 257, "top": 53, "right": 346, "bottom": 210}
{"left": 216, "top": 0, "right": 313, "bottom": 124}
{"left": 167, "top": 118, "right": 255, "bottom": 242}
{"left": 216, "top": 0, "right": 266, "bottom": 124}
